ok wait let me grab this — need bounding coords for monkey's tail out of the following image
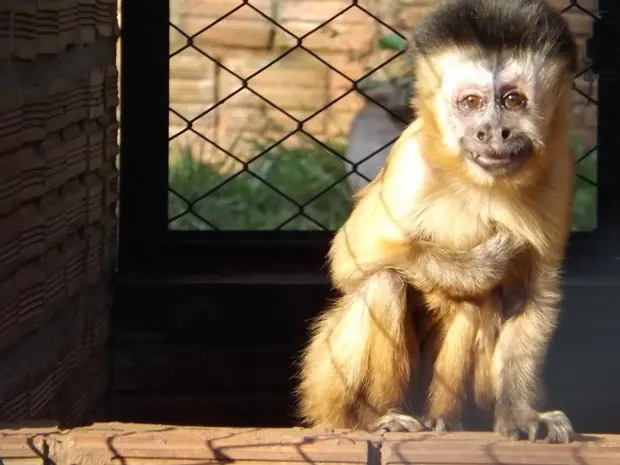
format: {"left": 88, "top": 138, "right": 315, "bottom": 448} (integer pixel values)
{"left": 296, "top": 270, "right": 417, "bottom": 430}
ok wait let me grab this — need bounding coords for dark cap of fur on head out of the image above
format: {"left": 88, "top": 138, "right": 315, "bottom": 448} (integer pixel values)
{"left": 411, "top": 0, "right": 578, "bottom": 72}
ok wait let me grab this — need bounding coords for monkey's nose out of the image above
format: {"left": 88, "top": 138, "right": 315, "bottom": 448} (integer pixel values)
{"left": 476, "top": 130, "right": 488, "bottom": 142}
{"left": 475, "top": 123, "right": 492, "bottom": 143}
{"left": 475, "top": 127, "right": 512, "bottom": 143}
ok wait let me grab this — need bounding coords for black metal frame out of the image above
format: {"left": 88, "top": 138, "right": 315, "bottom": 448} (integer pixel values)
{"left": 119, "top": 0, "right": 620, "bottom": 282}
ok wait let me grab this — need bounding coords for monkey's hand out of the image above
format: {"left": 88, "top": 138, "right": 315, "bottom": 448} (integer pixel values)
{"left": 403, "top": 230, "right": 524, "bottom": 298}
{"left": 494, "top": 405, "right": 573, "bottom": 443}
{"left": 369, "top": 409, "right": 424, "bottom": 433}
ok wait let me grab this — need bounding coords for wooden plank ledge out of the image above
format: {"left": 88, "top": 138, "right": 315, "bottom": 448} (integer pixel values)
{"left": 1, "top": 422, "right": 619, "bottom": 464}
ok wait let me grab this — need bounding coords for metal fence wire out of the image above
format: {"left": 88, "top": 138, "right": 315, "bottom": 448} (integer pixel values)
{"left": 167, "top": 0, "right": 600, "bottom": 232}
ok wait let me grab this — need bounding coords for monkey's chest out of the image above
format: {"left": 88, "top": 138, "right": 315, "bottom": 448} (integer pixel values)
{"left": 419, "top": 201, "right": 494, "bottom": 249}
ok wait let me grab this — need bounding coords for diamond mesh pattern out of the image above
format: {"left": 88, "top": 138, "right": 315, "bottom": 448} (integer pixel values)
{"left": 168, "top": 0, "right": 599, "bottom": 232}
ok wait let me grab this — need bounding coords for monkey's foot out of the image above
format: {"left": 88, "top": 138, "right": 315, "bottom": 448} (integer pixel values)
{"left": 369, "top": 409, "right": 423, "bottom": 433}
{"left": 494, "top": 408, "right": 573, "bottom": 443}
{"left": 423, "top": 417, "right": 462, "bottom": 432}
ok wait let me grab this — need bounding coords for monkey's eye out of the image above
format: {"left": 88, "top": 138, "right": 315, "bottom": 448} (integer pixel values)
{"left": 502, "top": 92, "right": 527, "bottom": 110}
{"left": 460, "top": 94, "right": 485, "bottom": 111}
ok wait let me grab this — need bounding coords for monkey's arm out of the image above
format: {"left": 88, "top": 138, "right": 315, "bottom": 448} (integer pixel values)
{"left": 330, "top": 217, "right": 521, "bottom": 298}
{"left": 492, "top": 257, "right": 572, "bottom": 443}
{"left": 399, "top": 230, "right": 522, "bottom": 297}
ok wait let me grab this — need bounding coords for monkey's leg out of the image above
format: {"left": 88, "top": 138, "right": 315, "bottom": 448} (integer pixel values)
{"left": 297, "top": 270, "right": 422, "bottom": 432}
{"left": 424, "top": 299, "right": 480, "bottom": 431}
{"left": 492, "top": 268, "right": 573, "bottom": 443}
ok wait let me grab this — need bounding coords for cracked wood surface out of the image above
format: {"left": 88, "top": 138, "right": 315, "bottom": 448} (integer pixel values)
{"left": 1, "top": 422, "right": 619, "bottom": 464}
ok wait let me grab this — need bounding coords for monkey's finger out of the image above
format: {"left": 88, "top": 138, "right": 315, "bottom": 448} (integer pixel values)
{"left": 434, "top": 418, "right": 448, "bottom": 432}
{"left": 495, "top": 421, "right": 521, "bottom": 441}
{"left": 545, "top": 423, "right": 573, "bottom": 443}
{"left": 371, "top": 412, "right": 423, "bottom": 433}
{"left": 527, "top": 421, "right": 539, "bottom": 442}
{"left": 539, "top": 410, "right": 574, "bottom": 443}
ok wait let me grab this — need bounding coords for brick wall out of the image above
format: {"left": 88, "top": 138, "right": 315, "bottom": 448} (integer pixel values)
{"left": 0, "top": 0, "right": 119, "bottom": 425}
{"left": 169, "top": 0, "right": 598, "bottom": 163}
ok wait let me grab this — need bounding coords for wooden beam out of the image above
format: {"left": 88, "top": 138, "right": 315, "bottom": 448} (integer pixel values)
{"left": 1, "top": 422, "right": 619, "bottom": 464}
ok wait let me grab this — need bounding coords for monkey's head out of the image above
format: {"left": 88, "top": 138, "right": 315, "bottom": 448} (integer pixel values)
{"left": 410, "top": 0, "right": 577, "bottom": 186}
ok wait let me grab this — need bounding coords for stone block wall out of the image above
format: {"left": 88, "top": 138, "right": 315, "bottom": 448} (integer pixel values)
{"left": 0, "top": 0, "right": 118, "bottom": 426}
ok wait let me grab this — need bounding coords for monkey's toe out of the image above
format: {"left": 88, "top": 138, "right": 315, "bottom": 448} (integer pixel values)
{"left": 370, "top": 410, "right": 423, "bottom": 433}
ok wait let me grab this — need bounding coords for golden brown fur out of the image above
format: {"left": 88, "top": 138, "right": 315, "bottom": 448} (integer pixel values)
{"left": 297, "top": 25, "right": 576, "bottom": 441}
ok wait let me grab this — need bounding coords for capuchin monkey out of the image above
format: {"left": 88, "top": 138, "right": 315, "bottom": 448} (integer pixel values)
{"left": 297, "top": 0, "right": 578, "bottom": 444}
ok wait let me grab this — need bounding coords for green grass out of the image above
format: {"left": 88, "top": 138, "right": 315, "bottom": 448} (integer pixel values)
{"left": 168, "top": 138, "right": 352, "bottom": 230}
{"left": 168, "top": 136, "right": 598, "bottom": 232}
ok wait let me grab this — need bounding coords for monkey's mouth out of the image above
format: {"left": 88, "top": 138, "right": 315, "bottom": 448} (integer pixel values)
{"left": 466, "top": 146, "right": 533, "bottom": 174}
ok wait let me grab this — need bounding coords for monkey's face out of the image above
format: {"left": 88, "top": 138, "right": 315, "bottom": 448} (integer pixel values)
{"left": 453, "top": 85, "right": 535, "bottom": 175}
{"left": 430, "top": 52, "right": 560, "bottom": 180}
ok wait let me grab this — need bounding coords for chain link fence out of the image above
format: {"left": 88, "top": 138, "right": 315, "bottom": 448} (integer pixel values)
{"left": 167, "top": 0, "right": 599, "bottom": 232}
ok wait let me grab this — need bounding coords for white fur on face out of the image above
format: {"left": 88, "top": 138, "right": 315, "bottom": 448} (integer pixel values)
{"left": 434, "top": 49, "right": 545, "bottom": 102}
{"left": 440, "top": 54, "right": 495, "bottom": 99}
{"left": 430, "top": 49, "right": 547, "bottom": 165}
{"left": 434, "top": 53, "right": 495, "bottom": 153}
